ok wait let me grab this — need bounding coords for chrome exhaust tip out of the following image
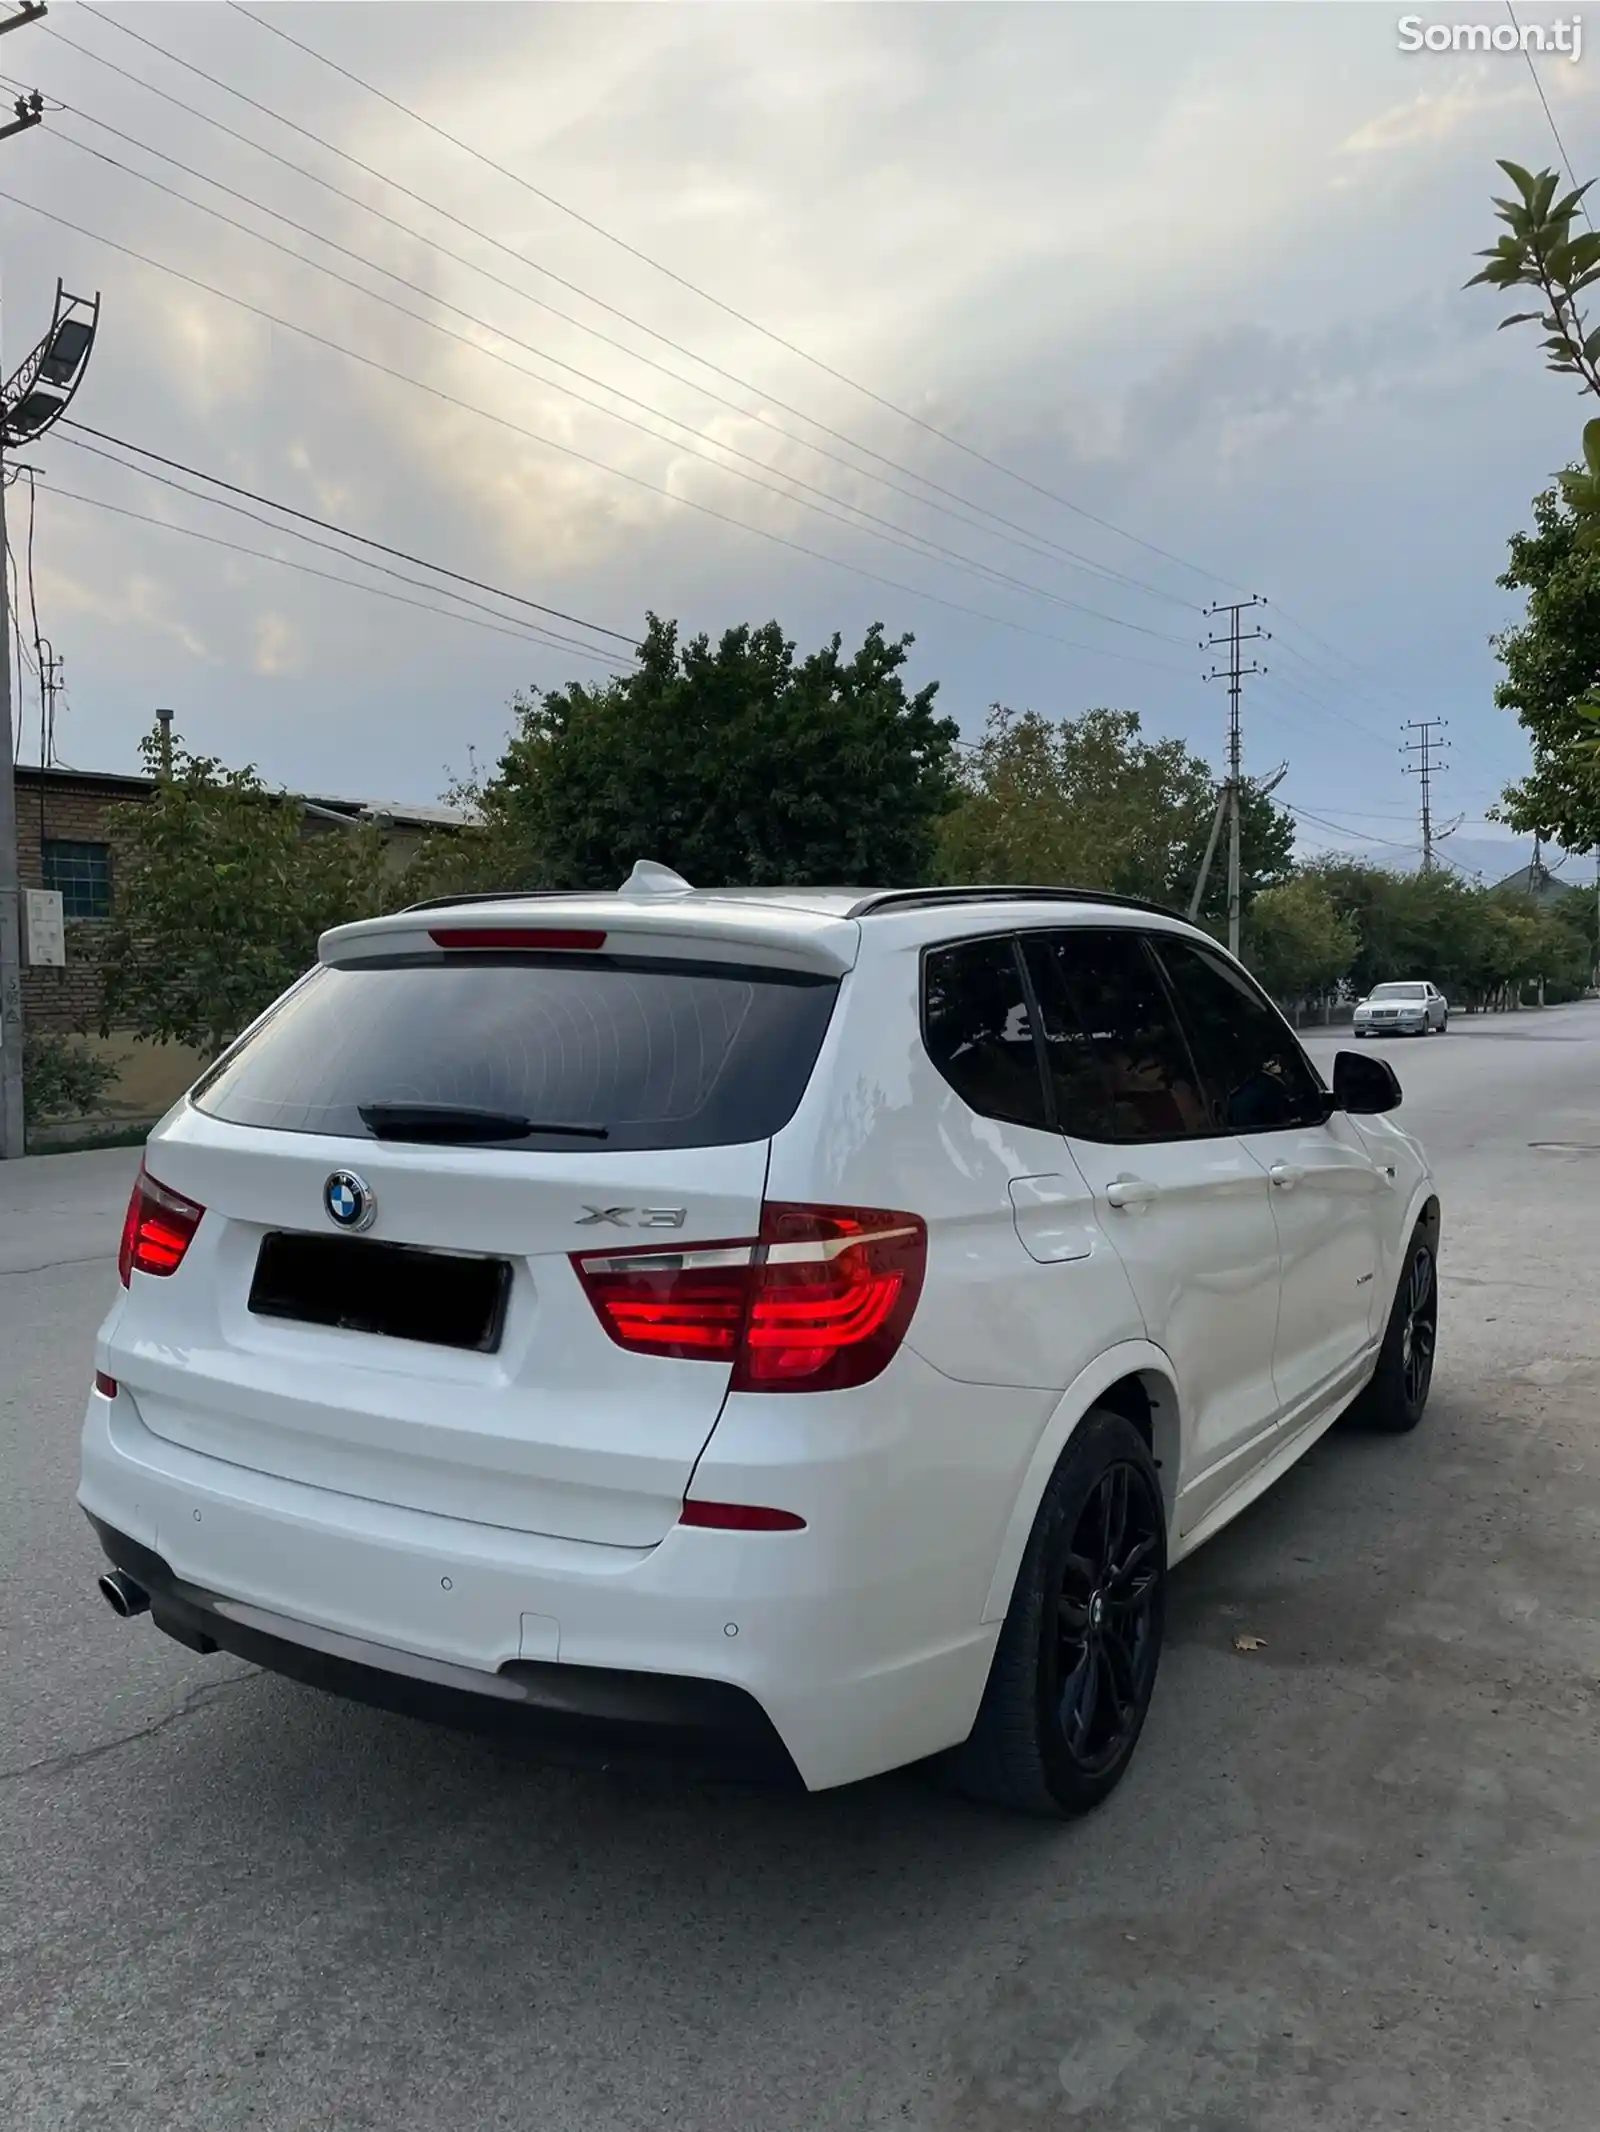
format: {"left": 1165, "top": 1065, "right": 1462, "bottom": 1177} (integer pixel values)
{"left": 98, "top": 1570, "right": 150, "bottom": 1619}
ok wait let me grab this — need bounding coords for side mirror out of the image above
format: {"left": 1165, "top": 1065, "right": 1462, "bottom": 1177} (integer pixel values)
{"left": 1333, "top": 1049, "right": 1401, "bottom": 1115}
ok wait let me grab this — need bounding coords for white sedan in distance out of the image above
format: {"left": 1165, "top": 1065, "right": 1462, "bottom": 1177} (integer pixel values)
{"left": 1353, "top": 982, "right": 1448, "bottom": 1036}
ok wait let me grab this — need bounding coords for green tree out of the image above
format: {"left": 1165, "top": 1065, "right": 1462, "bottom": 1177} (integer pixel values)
{"left": 1243, "top": 876, "right": 1358, "bottom": 1002}
{"left": 937, "top": 704, "right": 1294, "bottom": 917}
{"left": 1491, "top": 486, "right": 1600, "bottom": 851}
{"left": 1468, "top": 158, "right": 1600, "bottom": 831}
{"left": 99, "top": 727, "right": 387, "bottom": 1060}
{"left": 469, "top": 614, "right": 958, "bottom": 890}
{"left": 1304, "top": 855, "right": 1593, "bottom": 1011}
{"left": 1467, "top": 160, "right": 1600, "bottom": 435}
{"left": 23, "top": 1032, "right": 115, "bottom": 1131}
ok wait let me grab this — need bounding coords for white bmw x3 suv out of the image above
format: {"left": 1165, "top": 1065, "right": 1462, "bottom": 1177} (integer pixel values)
{"left": 80, "top": 873, "right": 1439, "bottom": 1816}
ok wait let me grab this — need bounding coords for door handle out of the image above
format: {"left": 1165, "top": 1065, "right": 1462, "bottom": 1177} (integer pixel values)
{"left": 1268, "top": 1162, "right": 1304, "bottom": 1190}
{"left": 1105, "top": 1176, "right": 1159, "bottom": 1209}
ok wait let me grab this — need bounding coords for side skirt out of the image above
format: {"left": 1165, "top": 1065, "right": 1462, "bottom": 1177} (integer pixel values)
{"left": 1170, "top": 1350, "right": 1377, "bottom": 1568}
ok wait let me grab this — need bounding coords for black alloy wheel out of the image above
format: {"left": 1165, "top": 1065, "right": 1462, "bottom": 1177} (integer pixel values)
{"left": 1050, "top": 1461, "right": 1163, "bottom": 1778}
{"left": 950, "top": 1409, "right": 1167, "bottom": 1817}
{"left": 1399, "top": 1241, "right": 1436, "bottom": 1414}
{"left": 1349, "top": 1223, "right": 1438, "bottom": 1434}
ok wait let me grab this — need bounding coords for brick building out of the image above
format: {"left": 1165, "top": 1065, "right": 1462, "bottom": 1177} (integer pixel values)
{"left": 14, "top": 765, "right": 468, "bottom": 1123}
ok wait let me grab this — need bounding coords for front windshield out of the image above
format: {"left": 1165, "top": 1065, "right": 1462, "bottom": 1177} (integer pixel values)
{"left": 1371, "top": 985, "right": 1426, "bottom": 1000}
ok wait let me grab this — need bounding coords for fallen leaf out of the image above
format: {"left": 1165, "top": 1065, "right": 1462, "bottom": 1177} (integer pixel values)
{"left": 1233, "top": 1633, "right": 1267, "bottom": 1652}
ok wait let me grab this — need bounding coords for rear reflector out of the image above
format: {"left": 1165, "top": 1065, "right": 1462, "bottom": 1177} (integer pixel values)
{"left": 573, "top": 1203, "right": 926, "bottom": 1393}
{"left": 93, "top": 1371, "right": 118, "bottom": 1399}
{"left": 679, "top": 1500, "right": 807, "bottom": 1532}
{"left": 428, "top": 926, "right": 607, "bottom": 951}
{"left": 118, "top": 1167, "right": 205, "bottom": 1286}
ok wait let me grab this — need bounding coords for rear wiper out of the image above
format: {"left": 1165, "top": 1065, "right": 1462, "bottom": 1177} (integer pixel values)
{"left": 358, "top": 1103, "right": 609, "bottom": 1144}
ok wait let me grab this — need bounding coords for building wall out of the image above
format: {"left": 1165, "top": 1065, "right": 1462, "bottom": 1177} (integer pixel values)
{"left": 15, "top": 773, "right": 129, "bottom": 1037}
{"left": 14, "top": 768, "right": 454, "bottom": 1126}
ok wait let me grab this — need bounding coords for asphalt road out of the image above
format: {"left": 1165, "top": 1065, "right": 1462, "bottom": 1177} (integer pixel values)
{"left": 4, "top": 1006, "right": 1599, "bottom": 2132}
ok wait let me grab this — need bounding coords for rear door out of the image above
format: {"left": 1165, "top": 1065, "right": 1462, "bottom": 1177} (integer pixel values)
{"left": 1150, "top": 935, "right": 1386, "bottom": 1414}
{"left": 112, "top": 944, "right": 840, "bottom": 1547}
{"left": 1021, "top": 929, "right": 1284, "bottom": 1532}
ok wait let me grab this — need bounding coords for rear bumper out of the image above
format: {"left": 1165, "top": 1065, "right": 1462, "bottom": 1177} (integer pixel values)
{"left": 79, "top": 1370, "right": 1008, "bottom": 1791}
{"left": 86, "top": 1513, "right": 800, "bottom": 1785}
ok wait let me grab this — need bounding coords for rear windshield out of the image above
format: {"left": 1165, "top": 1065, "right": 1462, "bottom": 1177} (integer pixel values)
{"left": 191, "top": 955, "right": 839, "bottom": 1151}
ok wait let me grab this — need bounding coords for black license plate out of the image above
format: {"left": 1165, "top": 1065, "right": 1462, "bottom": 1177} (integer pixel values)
{"left": 249, "top": 1233, "right": 511, "bottom": 1353}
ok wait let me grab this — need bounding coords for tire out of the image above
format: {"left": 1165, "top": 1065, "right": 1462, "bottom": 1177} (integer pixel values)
{"left": 948, "top": 1410, "right": 1166, "bottom": 1818}
{"left": 1350, "top": 1224, "right": 1437, "bottom": 1434}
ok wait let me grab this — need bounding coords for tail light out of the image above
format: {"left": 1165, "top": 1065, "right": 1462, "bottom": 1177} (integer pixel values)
{"left": 573, "top": 1203, "right": 926, "bottom": 1393}
{"left": 118, "top": 1167, "right": 205, "bottom": 1286}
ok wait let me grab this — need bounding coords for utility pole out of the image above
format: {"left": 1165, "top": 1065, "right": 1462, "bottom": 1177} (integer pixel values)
{"left": 34, "top": 636, "right": 58, "bottom": 850}
{"left": 0, "top": 458, "right": 22, "bottom": 1158}
{"left": 0, "top": 274, "right": 101, "bottom": 1155}
{"left": 0, "top": 0, "right": 56, "bottom": 1155}
{"left": 38, "top": 638, "right": 58, "bottom": 753}
{"left": 1202, "top": 597, "right": 1267, "bottom": 958}
{"left": 1400, "top": 719, "right": 1449, "bottom": 873}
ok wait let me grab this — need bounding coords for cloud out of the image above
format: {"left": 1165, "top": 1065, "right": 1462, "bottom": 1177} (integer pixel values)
{"left": 1337, "top": 71, "right": 1528, "bottom": 164}
{"left": 251, "top": 610, "right": 300, "bottom": 677}
{"left": 35, "top": 553, "right": 212, "bottom": 665}
{"left": 0, "top": 0, "right": 1566, "bottom": 831}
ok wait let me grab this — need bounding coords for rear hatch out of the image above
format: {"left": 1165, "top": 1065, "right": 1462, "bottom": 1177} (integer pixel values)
{"left": 111, "top": 902, "right": 853, "bottom": 1547}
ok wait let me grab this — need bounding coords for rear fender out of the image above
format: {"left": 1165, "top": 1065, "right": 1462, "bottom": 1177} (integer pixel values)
{"left": 980, "top": 1340, "right": 1182, "bottom": 1624}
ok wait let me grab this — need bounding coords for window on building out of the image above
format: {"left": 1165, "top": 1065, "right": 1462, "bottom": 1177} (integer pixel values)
{"left": 43, "top": 839, "right": 112, "bottom": 920}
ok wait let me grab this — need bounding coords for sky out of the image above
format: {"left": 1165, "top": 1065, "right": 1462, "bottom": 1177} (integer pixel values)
{"left": 1, "top": 0, "right": 1595, "bottom": 877}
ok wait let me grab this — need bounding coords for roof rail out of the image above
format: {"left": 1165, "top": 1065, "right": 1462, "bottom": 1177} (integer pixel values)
{"left": 845, "top": 885, "right": 1183, "bottom": 922}
{"left": 398, "top": 888, "right": 574, "bottom": 915}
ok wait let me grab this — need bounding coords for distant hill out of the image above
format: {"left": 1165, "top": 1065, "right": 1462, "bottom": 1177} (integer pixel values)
{"left": 1310, "top": 834, "right": 1589, "bottom": 887}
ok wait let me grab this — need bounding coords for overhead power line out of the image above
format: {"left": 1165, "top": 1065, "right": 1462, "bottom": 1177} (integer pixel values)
{"left": 0, "top": 187, "right": 1202, "bottom": 680}
{"left": 1281, "top": 800, "right": 1419, "bottom": 851}
{"left": 38, "top": 21, "right": 1193, "bottom": 617}
{"left": 53, "top": 4, "right": 1216, "bottom": 613}
{"left": 1255, "top": 660, "right": 1393, "bottom": 749}
{"left": 1506, "top": 0, "right": 1592, "bottom": 218}
{"left": 43, "top": 120, "right": 1192, "bottom": 648}
{"left": 224, "top": 0, "right": 1244, "bottom": 596}
{"left": 32, "top": 474, "right": 634, "bottom": 663}
{"left": 53, "top": 428, "right": 635, "bottom": 665}
{"left": 56, "top": 425, "right": 635, "bottom": 649}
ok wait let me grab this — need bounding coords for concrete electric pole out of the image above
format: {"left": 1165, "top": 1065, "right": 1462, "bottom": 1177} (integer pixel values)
{"left": 0, "top": 0, "right": 53, "bottom": 1154}
{"left": 1202, "top": 597, "right": 1268, "bottom": 959}
{"left": 0, "top": 268, "right": 102, "bottom": 1156}
{"left": 1401, "top": 719, "right": 1450, "bottom": 874}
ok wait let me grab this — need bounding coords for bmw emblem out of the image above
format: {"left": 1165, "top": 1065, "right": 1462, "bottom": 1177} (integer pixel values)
{"left": 324, "top": 1170, "right": 376, "bottom": 1233}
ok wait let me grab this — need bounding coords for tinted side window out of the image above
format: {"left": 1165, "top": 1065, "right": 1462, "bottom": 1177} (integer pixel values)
{"left": 1022, "top": 930, "right": 1208, "bottom": 1142}
{"left": 922, "top": 937, "right": 1050, "bottom": 1131}
{"left": 1153, "top": 939, "right": 1328, "bottom": 1134}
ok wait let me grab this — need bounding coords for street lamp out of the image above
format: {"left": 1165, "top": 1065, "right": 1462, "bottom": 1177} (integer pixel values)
{"left": 1, "top": 280, "right": 100, "bottom": 446}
